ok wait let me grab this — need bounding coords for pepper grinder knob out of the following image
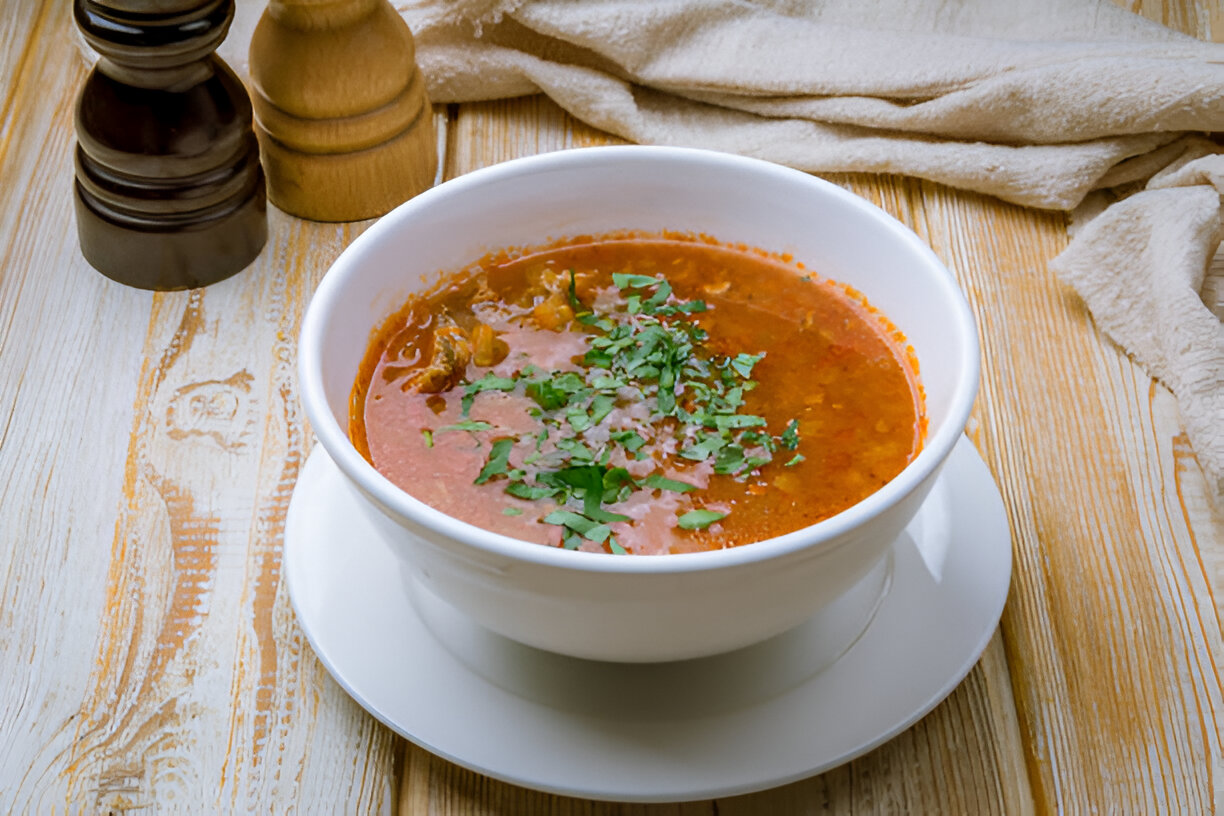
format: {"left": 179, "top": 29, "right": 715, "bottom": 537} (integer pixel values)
{"left": 248, "top": 0, "right": 438, "bottom": 222}
{"left": 73, "top": 0, "right": 267, "bottom": 291}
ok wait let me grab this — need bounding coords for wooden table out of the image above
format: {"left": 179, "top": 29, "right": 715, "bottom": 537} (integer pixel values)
{"left": 2, "top": 1, "right": 1221, "bottom": 812}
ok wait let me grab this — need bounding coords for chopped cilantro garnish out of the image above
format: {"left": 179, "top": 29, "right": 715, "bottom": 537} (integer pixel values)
{"left": 730, "top": 352, "right": 764, "bottom": 379}
{"left": 542, "top": 509, "right": 613, "bottom": 544}
{"left": 567, "top": 268, "right": 582, "bottom": 312}
{"left": 589, "top": 393, "right": 616, "bottom": 424}
{"left": 443, "top": 271, "right": 802, "bottom": 550}
{"left": 609, "top": 430, "right": 646, "bottom": 451}
{"left": 677, "top": 509, "right": 727, "bottom": 530}
{"left": 461, "top": 372, "right": 516, "bottom": 415}
{"left": 780, "top": 418, "right": 801, "bottom": 450}
{"left": 680, "top": 434, "right": 726, "bottom": 461}
{"left": 565, "top": 406, "right": 592, "bottom": 432}
{"left": 554, "top": 437, "right": 596, "bottom": 463}
{"left": 474, "top": 437, "right": 514, "bottom": 484}
{"left": 505, "top": 481, "right": 558, "bottom": 500}
{"left": 585, "top": 506, "right": 632, "bottom": 524}
{"left": 642, "top": 473, "right": 697, "bottom": 493}
{"left": 714, "top": 445, "right": 746, "bottom": 475}
{"left": 643, "top": 279, "right": 673, "bottom": 310}
{"left": 712, "top": 413, "right": 766, "bottom": 430}
{"left": 612, "top": 272, "right": 660, "bottom": 289}
{"left": 668, "top": 299, "right": 708, "bottom": 315}
{"left": 436, "top": 419, "right": 494, "bottom": 435}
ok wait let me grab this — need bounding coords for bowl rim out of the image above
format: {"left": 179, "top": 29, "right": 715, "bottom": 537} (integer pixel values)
{"left": 298, "top": 145, "right": 980, "bottom": 575}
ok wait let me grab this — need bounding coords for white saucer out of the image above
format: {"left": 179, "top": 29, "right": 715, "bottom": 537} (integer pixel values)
{"left": 284, "top": 436, "right": 1011, "bottom": 802}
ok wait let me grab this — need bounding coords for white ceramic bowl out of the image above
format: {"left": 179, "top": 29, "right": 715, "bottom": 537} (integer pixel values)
{"left": 298, "top": 146, "right": 979, "bottom": 663}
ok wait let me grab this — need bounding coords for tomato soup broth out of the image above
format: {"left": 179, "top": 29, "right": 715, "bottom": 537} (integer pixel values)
{"left": 350, "top": 235, "right": 923, "bottom": 555}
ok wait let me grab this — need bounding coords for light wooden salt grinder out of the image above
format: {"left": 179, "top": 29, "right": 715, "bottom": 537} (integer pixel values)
{"left": 248, "top": 0, "right": 438, "bottom": 222}
{"left": 73, "top": 0, "right": 267, "bottom": 290}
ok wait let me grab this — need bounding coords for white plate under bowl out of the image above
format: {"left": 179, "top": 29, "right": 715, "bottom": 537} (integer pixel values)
{"left": 283, "top": 435, "right": 1011, "bottom": 802}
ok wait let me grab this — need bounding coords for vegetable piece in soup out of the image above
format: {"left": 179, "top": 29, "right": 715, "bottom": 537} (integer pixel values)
{"left": 349, "top": 235, "right": 923, "bottom": 555}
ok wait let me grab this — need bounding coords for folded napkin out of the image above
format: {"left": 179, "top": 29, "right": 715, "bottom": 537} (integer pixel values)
{"left": 228, "top": 0, "right": 1224, "bottom": 496}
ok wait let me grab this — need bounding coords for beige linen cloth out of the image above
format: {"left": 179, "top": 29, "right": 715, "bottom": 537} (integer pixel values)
{"left": 231, "top": 0, "right": 1224, "bottom": 496}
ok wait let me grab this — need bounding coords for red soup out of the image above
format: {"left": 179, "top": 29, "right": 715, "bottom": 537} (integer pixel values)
{"left": 350, "top": 234, "right": 924, "bottom": 555}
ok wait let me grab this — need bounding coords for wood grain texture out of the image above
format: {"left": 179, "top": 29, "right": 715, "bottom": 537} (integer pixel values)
{"left": 910, "top": 180, "right": 1223, "bottom": 811}
{"left": 53, "top": 212, "right": 398, "bottom": 812}
{"left": 1, "top": 1, "right": 400, "bottom": 808}
{"left": 18, "top": 212, "right": 397, "bottom": 807}
{"left": 0, "top": 0, "right": 1220, "bottom": 813}
{"left": 0, "top": 2, "right": 150, "bottom": 810}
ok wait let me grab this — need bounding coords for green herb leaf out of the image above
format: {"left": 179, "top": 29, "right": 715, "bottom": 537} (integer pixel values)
{"left": 780, "top": 418, "right": 801, "bottom": 450}
{"left": 587, "top": 374, "right": 621, "bottom": 391}
{"left": 555, "top": 437, "right": 596, "bottom": 463}
{"left": 612, "top": 272, "right": 660, "bottom": 289}
{"left": 589, "top": 393, "right": 616, "bottom": 425}
{"left": 436, "top": 420, "right": 494, "bottom": 434}
{"left": 525, "top": 371, "right": 587, "bottom": 411}
{"left": 474, "top": 437, "right": 515, "bottom": 485}
{"left": 585, "top": 506, "right": 632, "bottom": 524}
{"left": 567, "top": 268, "right": 582, "bottom": 312}
{"left": 673, "top": 299, "right": 708, "bottom": 314}
{"left": 644, "top": 279, "right": 673, "bottom": 309}
{"left": 712, "top": 413, "right": 767, "bottom": 430}
{"left": 730, "top": 352, "right": 764, "bottom": 379}
{"left": 542, "top": 509, "right": 612, "bottom": 543}
{"left": 583, "top": 349, "right": 614, "bottom": 368}
{"left": 609, "top": 429, "right": 647, "bottom": 452}
{"left": 505, "top": 481, "right": 558, "bottom": 500}
{"left": 714, "top": 445, "right": 746, "bottom": 475}
{"left": 680, "top": 433, "right": 727, "bottom": 461}
{"left": 677, "top": 509, "right": 727, "bottom": 530}
{"left": 566, "top": 406, "right": 592, "bottom": 432}
{"left": 462, "top": 372, "right": 517, "bottom": 415}
{"left": 602, "top": 466, "right": 634, "bottom": 495}
{"left": 550, "top": 463, "right": 603, "bottom": 491}
{"left": 642, "top": 473, "right": 697, "bottom": 493}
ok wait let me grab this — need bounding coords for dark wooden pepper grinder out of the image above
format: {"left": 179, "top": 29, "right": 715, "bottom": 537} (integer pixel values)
{"left": 73, "top": 0, "right": 267, "bottom": 290}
